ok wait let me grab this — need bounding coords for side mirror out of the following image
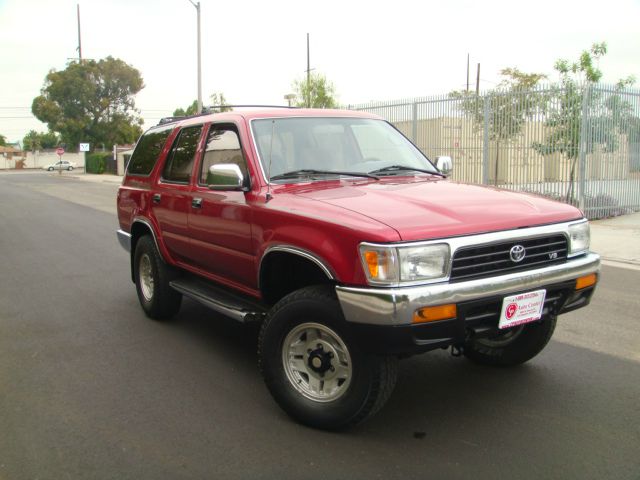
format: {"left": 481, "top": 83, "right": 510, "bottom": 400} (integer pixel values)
{"left": 435, "top": 156, "right": 453, "bottom": 176}
{"left": 206, "top": 164, "right": 246, "bottom": 191}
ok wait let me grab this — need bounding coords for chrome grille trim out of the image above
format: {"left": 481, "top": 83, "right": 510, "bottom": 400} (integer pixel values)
{"left": 451, "top": 234, "right": 568, "bottom": 281}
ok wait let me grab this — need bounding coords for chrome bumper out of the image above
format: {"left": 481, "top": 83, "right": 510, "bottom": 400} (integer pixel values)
{"left": 336, "top": 252, "right": 600, "bottom": 326}
{"left": 117, "top": 229, "right": 132, "bottom": 252}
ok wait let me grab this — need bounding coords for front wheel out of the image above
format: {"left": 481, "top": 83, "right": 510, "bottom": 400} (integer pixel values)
{"left": 47, "top": 167, "right": 54, "bottom": 171}
{"left": 68, "top": 166, "right": 73, "bottom": 171}
{"left": 258, "top": 285, "right": 397, "bottom": 430}
{"left": 463, "top": 316, "right": 557, "bottom": 366}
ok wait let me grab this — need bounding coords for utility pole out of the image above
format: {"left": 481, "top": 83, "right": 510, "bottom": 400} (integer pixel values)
{"left": 77, "top": 4, "right": 82, "bottom": 62}
{"left": 187, "top": 0, "right": 202, "bottom": 113}
{"left": 476, "top": 63, "right": 481, "bottom": 96}
{"left": 466, "top": 53, "right": 469, "bottom": 92}
{"left": 306, "top": 33, "right": 311, "bottom": 108}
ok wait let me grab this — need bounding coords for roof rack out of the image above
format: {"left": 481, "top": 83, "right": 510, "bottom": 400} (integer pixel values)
{"left": 156, "top": 105, "right": 299, "bottom": 126}
{"left": 157, "top": 116, "right": 186, "bottom": 125}
{"left": 201, "top": 104, "right": 298, "bottom": 114}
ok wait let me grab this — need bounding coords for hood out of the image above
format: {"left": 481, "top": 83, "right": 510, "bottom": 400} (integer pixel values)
{"left": 285, "top": 178, "right": 583, "bottom": 241}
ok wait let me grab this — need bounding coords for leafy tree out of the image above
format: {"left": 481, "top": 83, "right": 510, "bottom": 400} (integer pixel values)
{"left": 292, "top": 73, "right": 338, "bottom": 108}
{"left": 173, "top": 93, "right": 231, "bottom": 116}
{"left": 22, "top": 130, "right": 60, "bottom": 151}
{"left": 450, "top": 68, "right": 547, "bottom": 184}
{"left": 173, "top": 100, "right": 198, "bottom": 117}
{"left": 207, "top": 93, "right": 231, "bottom": 113}
{"left": 532, "top": 42, "right": 636, "bottom": 200}
{"left": 533, "top": 43, "right": 608, "bottom": 161}
{"left": 451, "top": 68, "right": 547, "bottom": 137}
{"left": 32, "top": 56, "right": 144, "bottom": 150}
{"left": 0, "top": 134, "right": 6, "bottom": 146}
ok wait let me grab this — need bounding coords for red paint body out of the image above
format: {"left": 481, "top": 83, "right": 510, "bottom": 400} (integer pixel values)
{"left": 117, "top": 109, "right": 583, "bottom": 300}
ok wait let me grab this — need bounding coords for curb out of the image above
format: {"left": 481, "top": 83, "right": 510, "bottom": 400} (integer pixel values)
{"left": 61, "top": 174, "right": 122, "bottom": 185}
{"left": 599, "top": 258, "right": 640, "bottom": 271}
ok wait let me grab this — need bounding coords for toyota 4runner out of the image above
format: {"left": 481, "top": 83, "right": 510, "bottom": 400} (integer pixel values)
{"left": 116, "top": 108, "right": 600, "bottom": 430}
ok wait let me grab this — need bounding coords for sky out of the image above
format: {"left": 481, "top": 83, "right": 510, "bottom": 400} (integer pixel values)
{"left": 1, "top": 0, "right": 639, "bottom": 144}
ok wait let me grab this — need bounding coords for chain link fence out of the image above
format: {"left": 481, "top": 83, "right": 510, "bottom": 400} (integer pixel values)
{"left": 350, "top": 83, "right": 640, "bottom": 219}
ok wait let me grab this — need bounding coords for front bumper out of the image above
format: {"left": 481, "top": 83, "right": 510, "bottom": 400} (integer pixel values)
{"left": 336, "top": 252, "right": 600, "bottom": 355}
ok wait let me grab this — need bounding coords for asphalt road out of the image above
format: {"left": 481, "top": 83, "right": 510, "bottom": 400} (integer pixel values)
{"left": 1, "top": 171, "right": 639, "bottom": 480}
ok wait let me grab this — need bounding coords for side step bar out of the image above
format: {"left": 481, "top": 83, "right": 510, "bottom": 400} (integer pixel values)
{"left": 169, "top": 277, "right": 268, "bottom": 323}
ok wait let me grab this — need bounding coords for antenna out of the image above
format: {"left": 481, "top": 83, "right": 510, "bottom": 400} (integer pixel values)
{"left": 266, "top": 119, "right": 275, "bottom": 202}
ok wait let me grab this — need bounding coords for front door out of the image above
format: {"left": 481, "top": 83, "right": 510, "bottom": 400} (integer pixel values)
{"left": 186, "top": 124, "right": 256, "bottom": 289}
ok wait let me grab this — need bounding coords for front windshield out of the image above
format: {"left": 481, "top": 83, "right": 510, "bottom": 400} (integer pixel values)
{"left": 251, "top": 117, "right": 437, "bottom": 181}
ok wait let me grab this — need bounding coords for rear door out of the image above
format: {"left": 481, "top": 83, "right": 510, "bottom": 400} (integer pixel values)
{"left": 186, "top": 123, "right": 256, "bottom": 288}
{"left": 152, "top": 124, "right": 204, "bottom": 263}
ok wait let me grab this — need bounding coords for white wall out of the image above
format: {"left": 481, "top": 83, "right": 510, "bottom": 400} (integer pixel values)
{"left": 116, "top": 149, "right": 133, "bottom": 176}
{"left": 0, "top": 151, "right": 85, "bottom": 170}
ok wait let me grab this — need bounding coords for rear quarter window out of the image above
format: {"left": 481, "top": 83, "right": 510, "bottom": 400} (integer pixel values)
{"left": 127, "top": 126, "right": 174, "bottom": 176}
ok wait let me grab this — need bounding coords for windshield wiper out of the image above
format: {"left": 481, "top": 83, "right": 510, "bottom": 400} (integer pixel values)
{"left": 368, "top": 165, "right": 446, "bottom": 177}
{"left": 270, "top": 169, "right": 379, "bottom": 181}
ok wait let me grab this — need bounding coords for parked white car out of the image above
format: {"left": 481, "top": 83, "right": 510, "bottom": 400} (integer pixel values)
{"left": 42, "top": 160, "right": 76, "bottom": 171}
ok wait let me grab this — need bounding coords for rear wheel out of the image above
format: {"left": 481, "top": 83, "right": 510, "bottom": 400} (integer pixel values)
{"left": 463, "top": 316, "right": 557, "bottom": 366}
{"left": 133, "top": 235, "right": 182, "bottom": 320}
{"left": 259, "top": 285, "right": 397, "bottom": 430}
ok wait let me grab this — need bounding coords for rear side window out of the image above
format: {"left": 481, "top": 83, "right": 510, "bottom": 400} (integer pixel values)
{"left": 162, "top": 125, "right": 203, "bottom": 183}
{"left": 127, "top": 126, "right": 173, "bottom": 176}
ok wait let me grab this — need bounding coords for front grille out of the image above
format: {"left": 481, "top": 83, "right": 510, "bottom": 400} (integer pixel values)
{"left": 450, "top": 234, "right": 568, "bottom": 282}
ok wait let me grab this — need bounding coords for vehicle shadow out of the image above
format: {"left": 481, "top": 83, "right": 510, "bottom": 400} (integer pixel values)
{"left": 134, "top": 297, "right": 640, "bottom": 478}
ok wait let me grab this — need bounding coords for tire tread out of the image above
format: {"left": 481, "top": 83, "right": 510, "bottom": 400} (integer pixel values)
{"left": 258, "top": 285, "right": 397, "bottom": 430}
{"left": 134, "top": 235, "right": 182, "bottom": 320}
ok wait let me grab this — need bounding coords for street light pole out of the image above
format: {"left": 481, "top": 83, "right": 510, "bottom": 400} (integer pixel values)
{"left": 187, "top": 0, "right": 202, "bottom": 113}
{"left": 284, "top": 93, "right": 295, "bottom": 107}
{"left": 77, "top": 4, "right": 82, "bottom": 62}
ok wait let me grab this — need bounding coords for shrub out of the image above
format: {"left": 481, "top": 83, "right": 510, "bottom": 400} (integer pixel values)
{"left": 86, "top": 152, "right": 111, "bottom": 174}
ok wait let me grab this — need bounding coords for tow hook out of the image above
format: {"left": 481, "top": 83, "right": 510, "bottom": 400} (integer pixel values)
{"left": 451, "top": 344, "right": 464, "bottom": 357}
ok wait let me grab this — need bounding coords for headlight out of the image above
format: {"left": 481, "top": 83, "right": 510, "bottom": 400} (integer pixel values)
{"left": 359, "top": 243, "right": 450, "bottom": 285}
{"left": 398, "top": 244, "right": 450, "bottom": 281}
{"left": 568, "top": 221, "right": 590, "bottom": 256}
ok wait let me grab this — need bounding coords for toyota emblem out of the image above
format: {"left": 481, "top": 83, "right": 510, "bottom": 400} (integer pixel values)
{"left": 510, "top": 245, "right": 526, "bottom": 263}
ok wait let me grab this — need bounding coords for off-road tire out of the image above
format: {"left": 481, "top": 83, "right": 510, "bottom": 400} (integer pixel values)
{"left": 463, "top": 316, "right": 557, "bottom": 366}
{"left": 258, "top": 285, "right": 397, "bottom": 430}
{"left": 133, "top": 235, "right": 182, "bottom": 320}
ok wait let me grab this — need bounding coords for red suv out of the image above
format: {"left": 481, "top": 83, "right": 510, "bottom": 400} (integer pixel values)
{"left": 117, "top": 108, "right": 600, "bottom": 429}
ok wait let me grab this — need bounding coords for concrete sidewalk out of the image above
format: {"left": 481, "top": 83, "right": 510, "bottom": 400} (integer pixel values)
{"left": 591, "top": 212, "right": 640, "bottom": 270}
{"left": 66, "top": 172, "right": 123, "bottom": 185}
{"left": 64, "top": 172, "right": 640, "bottom": 270}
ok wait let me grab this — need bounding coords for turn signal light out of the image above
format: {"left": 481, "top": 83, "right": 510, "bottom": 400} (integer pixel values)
{"left": 413, "top": 304, "right": 457, "bottom": 324}
{"left": 575, "top": 273, "right": 597, "bottom": 290}
{"left": 364, "top": 251, "right": 379, "bottom": 278}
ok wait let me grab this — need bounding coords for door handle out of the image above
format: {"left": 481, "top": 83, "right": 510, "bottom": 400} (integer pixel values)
{"left": 152, "top": 193, "right": 161, "bottom": 204}
{"left": 192, "top": 198, "right": 203, "bottom": 209}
